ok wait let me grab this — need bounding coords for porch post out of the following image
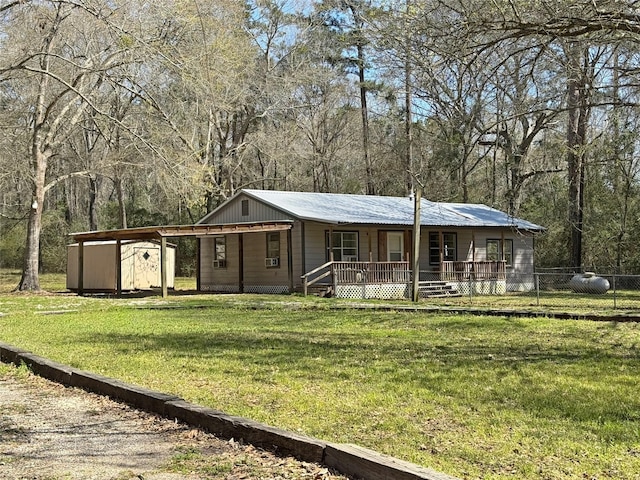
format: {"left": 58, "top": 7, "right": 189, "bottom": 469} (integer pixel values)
{"left": 471, "top": 231, "right": 476, "bottom": 263}
{"left": 239, "top": 234, "right": 244, "bottom": 293}
{"left": 196, "top": 238, "right": 201, "bottom": 292}
{"left": 287, "top": 228, "right": 294, "bottom": 293}
{"left": 77, "top": 240, "right": 84, "bottom": 296}
{"left": 116, "top": 239, "right": 122, "bottom": 297}
{"left": 160, "top": 237, "right": 168, "bottom": 298}
{"left": 329, "top": 226, "right": 334, "bottom": 261}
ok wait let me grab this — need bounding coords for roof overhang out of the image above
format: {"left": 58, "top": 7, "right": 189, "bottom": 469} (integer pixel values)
{"left": 70, "top": 221, "right": 294, "bottom": 242}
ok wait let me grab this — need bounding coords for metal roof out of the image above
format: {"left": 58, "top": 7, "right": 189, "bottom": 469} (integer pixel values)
{"left": 238, "top": 189, "right": 544, "bottom": 231}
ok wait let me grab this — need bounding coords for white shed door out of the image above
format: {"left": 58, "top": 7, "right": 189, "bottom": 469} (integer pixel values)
{"left": 133, "top": 247, "right": 160, "bottom": 289}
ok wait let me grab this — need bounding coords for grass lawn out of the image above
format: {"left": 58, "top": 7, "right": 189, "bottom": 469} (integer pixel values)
{"left": 1, "top": 271, "right": 640, "bottom": 479}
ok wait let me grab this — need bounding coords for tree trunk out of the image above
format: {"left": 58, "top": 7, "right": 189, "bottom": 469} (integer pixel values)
{"left": 356, "top": 42, "right": 374, "bottom": 195}
{"left": 566, "top": 44, "right": 590, "bottom": 270}
{"left": 115, "top": 175, "right": 127, "bottom": 229}
{"left": 17, "top": 151, "right": 47, "bottom": 291}
{"left": 88, "top": 175, "right": 99, "bottom": 231}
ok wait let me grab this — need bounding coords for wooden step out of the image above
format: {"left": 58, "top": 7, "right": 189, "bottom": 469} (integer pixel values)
{"left": 306, "top": 283, "right": 333, "bottom": 297}
{"left": 418, "top": 281, "right": 462, "bottom": 298}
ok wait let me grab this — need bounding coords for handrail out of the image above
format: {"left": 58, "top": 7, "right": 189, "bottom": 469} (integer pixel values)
{"left": 301, "top": 261, "right": 334, "bottom": 296}
{"left": 301, "top": 260, "right": 333, "bottom": 281}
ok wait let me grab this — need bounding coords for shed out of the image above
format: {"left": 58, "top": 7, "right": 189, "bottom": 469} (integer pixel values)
{"left": 66, "top": 240, "right": 176, "bottom": 292}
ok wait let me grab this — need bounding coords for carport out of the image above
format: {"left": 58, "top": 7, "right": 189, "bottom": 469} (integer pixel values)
{"left": 70, "top": 221, "right": 293, "bottom": 298}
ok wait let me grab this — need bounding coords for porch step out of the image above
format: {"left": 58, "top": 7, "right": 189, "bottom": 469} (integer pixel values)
{"left": 418, "top": 281, "right": 462, "bottom": 298}
{"left": 306, "top": 283, "right": 333, "bottom": 297}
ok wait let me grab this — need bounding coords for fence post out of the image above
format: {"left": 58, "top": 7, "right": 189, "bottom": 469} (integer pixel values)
{"left": 468, "top": 273, "right": 473, "bottom": 303}
{"left": 535, "top": 273, "right": 540, "bottom": 307}
{"left": 613, "top": 274, "right": 617, "bottom": 310}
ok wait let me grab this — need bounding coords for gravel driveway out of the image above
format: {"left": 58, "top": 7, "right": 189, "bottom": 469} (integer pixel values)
{"left": 0, "top": 366, "right": 348, "bottom": 480}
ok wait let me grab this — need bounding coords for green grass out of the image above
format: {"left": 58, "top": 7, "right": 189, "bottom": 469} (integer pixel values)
{"left": 2, "top": 272, "right": 640, "bottom": 479}
{"left": 426, "top": 289, "right": 640, "bottom": 314}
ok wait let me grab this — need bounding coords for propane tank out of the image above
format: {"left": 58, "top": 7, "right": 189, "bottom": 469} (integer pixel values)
{"left": 569, "top": 272, "right": 610, "bottom": 294}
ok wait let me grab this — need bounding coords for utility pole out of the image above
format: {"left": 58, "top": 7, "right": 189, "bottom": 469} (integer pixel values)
{"left": 412, "top": 185, "right": 422, "bottom": 302}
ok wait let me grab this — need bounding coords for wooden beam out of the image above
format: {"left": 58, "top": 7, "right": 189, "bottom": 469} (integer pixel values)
{"left": 239, "top": 234, "right": 244, "bottom": 293}
{"left": 287, "top": 228, "right": 294, "bottom": 293}
{"left": 116, "top": 239, "right": 122, "bottom": 297}
{"left": 70, "top": 221, "right": 293, "bottom": 243}
{"left": 196, "top": 238, "right": 201, "bottom": 292}
{"left": 160, "top": 237, "right": 168, "bottom": 298}
{"left": 78, "top": 240, "right": 84, "bottom": 296}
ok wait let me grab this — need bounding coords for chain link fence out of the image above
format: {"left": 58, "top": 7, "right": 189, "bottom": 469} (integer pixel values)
{"left": 419, "top": 270, "right": 640, "bottom": 313}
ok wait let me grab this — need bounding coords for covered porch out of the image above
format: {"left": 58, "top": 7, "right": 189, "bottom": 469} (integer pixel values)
{"left": 69, "top": 221, "right": 293, "bottom": 298}
{"left": 301, "top": 260, "right": 507, "bottom": 299}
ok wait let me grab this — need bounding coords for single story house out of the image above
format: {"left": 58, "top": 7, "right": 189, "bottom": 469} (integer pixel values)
{"left": 196, "top": 189, "right": 544, "bottom": 299}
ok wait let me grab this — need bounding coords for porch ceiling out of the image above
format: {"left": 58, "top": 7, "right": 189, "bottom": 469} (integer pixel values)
{"left": 70, "top": 221, "right": 293, "bottom": 242}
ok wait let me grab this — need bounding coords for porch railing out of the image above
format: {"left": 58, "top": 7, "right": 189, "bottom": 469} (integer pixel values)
{"left": 301, "top": 261, "right": 411, "bottom": 295}
{"left": 301, "top": 260, "right": 506, "bottom": 296}
{"left": 440, "top": 260, "right": 506, "bottom": 281}
{"left": 333, "top": 261, "right": 411, "bottom": 284}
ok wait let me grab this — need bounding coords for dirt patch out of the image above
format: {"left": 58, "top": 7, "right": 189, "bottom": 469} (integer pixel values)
{"left": 0, "top": 367, "right": 348, "bottom": 480}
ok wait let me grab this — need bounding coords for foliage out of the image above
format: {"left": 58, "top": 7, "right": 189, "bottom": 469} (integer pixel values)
{"left": 4, "top": 1, "right": 640, "bottom": 286}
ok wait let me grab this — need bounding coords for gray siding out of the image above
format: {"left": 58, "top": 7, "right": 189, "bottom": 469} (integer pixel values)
{"left": 200, "top": 230, "right": 295, "bottom": 293}
{"left": 292, "top": 221, "right": 304, "bottom": 290}
{"left": 203, "top": 193, "right": 292, "bottom": 224}
{"left": 243, "top": 231, "right": 290, "bottom": 289}
{"left": 471, "top": 230, "right": 535, "bottom": 275}
{"left": 303, "top": 223, "right": 380, "bottom": 272}
{"left": 200, "top": 235, "right": 241, "bottom": 292}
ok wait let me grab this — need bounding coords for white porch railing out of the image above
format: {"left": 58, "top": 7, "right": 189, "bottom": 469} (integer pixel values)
{"left": 441, "top": 260, "right": 506, "bottom": 281}
{"left": 301, "top": 260, "right": 506, "bottom": 297}
{"left": 301, "top": 261, "right": 411, "bottom": 296}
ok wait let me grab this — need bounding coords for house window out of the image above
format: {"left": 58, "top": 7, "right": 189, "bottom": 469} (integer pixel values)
{"left": 326, "top": 231, "right": 358, "bottom": 261}
{"left": 487, "top": 239, "right": 513, "bottom": 266}
{"left": 213, "top": 236, "right": 226, "bottom": 268}
{"left": 266, "top": 232, "right": 280, "bottom": 268}
{"left": 241, "top": 199, "right": 249, "bottom": 216}
{"left": 429, "top": 232, "right": 457, "bottom": 265}
{"left": 387, "top": 232, "right": 404, "bottom": 262}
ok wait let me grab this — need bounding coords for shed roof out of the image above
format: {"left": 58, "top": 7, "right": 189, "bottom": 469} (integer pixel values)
{"left": 206, "top": 189, "right": 544, "bottom": 231}
{"left": 70, "top": 221, "right": 293, "bottom": 242}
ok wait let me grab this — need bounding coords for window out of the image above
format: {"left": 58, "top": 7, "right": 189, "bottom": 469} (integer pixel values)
{"left": 213, "top": 236, "right": 226, "bottom": 268}
{"left": 326, "top": 231, "right": 358, "bottom": 261}
{"left": 387, "top": 232, "right": 404, "bottom": 262}
{"left": 429, "top": 232, "right": 457, "bottom": 265}
{"left": 241, "top": 199, "right": 249, "bottom": 216}
{"left": 487, "top": 239, "right": 513, "bottom": 266}
{"left": 266, "top": 232, "right": 280, "bottom": 268}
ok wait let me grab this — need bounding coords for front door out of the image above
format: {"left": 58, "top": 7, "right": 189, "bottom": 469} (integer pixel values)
{"left": 387, "top": 232, "right": 404, "bottom": 262}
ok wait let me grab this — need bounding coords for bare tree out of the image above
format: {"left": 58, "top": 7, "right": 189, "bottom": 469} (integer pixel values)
{"left": 0, "top": 1, "right": 153, "bottom": 290}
